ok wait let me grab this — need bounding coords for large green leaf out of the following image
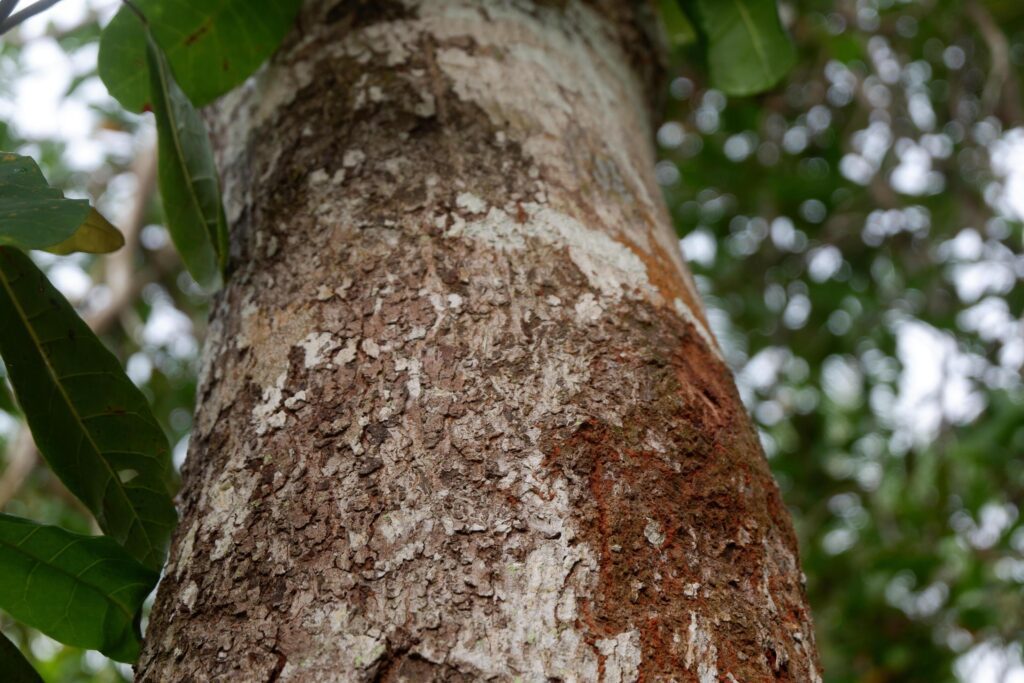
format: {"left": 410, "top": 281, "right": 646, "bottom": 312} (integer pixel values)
{"left": 98, "top": 0, "right": 302, "bottom": 112}
{"left": 0, "top": 514, "right": 158, "bottom": 663}
{"left": 685, "top": 0, "right": 796, "bottom": 96}
{"left": 146, "top": 29, "right": 228, "bottom": 289}
{"left": 0, "top": 153, "right": 124, "bottom": 254}
{"left": 0, "top": 153, "right": 85, "bottom": 250}
{"left": 0, "top": 630, "right": 43, "bottom": 683}
{"left": 0, "top": 248, "right": 177, "bottom": 570}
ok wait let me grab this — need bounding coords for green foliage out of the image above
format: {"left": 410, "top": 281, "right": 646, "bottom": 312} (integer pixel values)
{"left": 0, "top": 0, "right": 308, "bottom": 671}
{"left": 0, "top": 248, "right": 177, "bottom": 571}
{"left": 0, "top": 154, "right": 121, "bottom": 254}
{"left": 683, "top": 0, "right": 796, "bottom": 95}
{"left": 0, "top": 631, "right": 43, "bottom": 683}
{"left": 660, "top": 0, "right": 1024, "bottom": 677}
{"left": 0, "top": 0, "right": 299, "bottom": 670}
{"left": 659, "top": 0, "right": 697, "bottom": 50}
{"left": 0, "top": 514, "right": 157, "bottom": 663}
{"left": 98, "top": 0, "right": 303, "bottom": 112}
{"left": 43, "top": 209, "right": 125, "bottom": 256}
{"left": 145, "top": 29, "right": 228, "bottom": 289}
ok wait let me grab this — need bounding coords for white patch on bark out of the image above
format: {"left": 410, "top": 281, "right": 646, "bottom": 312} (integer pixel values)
{"left": 455, "top": 191, "right": 487, "bottom": 214}
{"left": 686, "top": 613, "right": 720, "bottom": 683}
{"left": 297, "top": 331, "right": 337, "bottom": 369}
{"left": 395, "top": 357, "right": 423, "bottom": 400}
{"left": 206, "top": 470, "right": 258, "bottom": 562}
{"left": 343, "top": 149, "right": 366, "bottom": 168}
{"left": 644, "top": 518, "right": 666, "bottom": 547}
{"left": 360, "top": 338, "right": 381, "bottom": 359}
{"left": 214, "top": 59, "right": 315, "bottom": 221}
{"left": 596, "top": 630, "right": 642, "bottom": 683}
{"left": 180, "top": 581, "right": 199, "bottom": 612}
{"left": 447, "top": 540, "right": 604, "bottom": 680}
{"left": 196, "top": 314, "right": 225, "bottom": 396}
{"left": 285, "top": 602, "right": 388, "bottom": 674}
{"left": 449, "top": 203, "right": 651, "bottom": 300}
{"left": 252, "top": 372, "right": 287, "bottom": 435}
{"left": 763, "top": 561, "right": 779, "bottom": 614}
{"left": 333, "top": 338, "right": 358, "bottom": 365}
{"left": 574, "top": 292, "right": 602, "bottom": 324}
{"left": 284, "top": 390, "right": 307, "bottom": 409}
{"left": 173, "top": 520, "right": 200, "bottom": 579}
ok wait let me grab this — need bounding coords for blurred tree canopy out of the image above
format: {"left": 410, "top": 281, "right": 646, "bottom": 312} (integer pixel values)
{"left": 0, "top": 0, "right": 1022, "bottom": 681}
{"left": 660, "top": 0, "right": 1024, "bottom": 680}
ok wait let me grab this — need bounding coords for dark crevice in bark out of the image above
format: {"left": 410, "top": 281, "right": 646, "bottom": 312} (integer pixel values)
{"left": 368, "top": 641, "right": 410, "bottom": 682}
{"left": 267, "top": 649, "right": 288, "bottom": 683}
{"left": 325, "top": 0, "right": 413, "bottom": 29}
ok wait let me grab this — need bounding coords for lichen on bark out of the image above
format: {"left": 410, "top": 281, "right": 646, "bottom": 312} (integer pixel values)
{"left": 137, "top": 1, "right": 821, "bottom": 681}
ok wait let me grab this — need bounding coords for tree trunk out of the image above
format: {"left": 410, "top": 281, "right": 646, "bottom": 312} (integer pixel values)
{"left": 138, "top": 1, "right": 821, "bottom": 680}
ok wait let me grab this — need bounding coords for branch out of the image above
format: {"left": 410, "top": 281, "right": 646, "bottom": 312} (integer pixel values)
{"left": 0, "top": 0, "right": 19, "bottom": 27}
{"left": 0, "top": 5, "right": 102, "bottom": 48}
{"left": 966, "top": 0, "right": 1023, "bottom": 123}
{"left": 87, "top": 144, "right": 158, "bottom": 334}
{"left": 0, "top": 0, "right": 62, "bottom": 35}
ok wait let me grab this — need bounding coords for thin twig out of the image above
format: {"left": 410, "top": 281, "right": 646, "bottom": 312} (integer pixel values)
{"left": 966, "top": 0, "right": 1023, "bottom": 123}
{"left": 0, "top": 0, "right": 62, "bottom": 35}
{"left": 87, "top": 144, "right": 158, "bottom": 332}
{"left": 0, "top": 6, "right": 102, "bottom": 48}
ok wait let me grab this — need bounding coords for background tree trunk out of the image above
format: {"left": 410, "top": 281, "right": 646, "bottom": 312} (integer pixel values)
{"left": 138, "top": 1, "right": 821, "bottom": 680}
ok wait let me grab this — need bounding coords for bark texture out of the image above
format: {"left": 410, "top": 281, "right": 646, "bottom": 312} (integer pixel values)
{"left": 138, "top": 1, "right": 821, "bottom": 680}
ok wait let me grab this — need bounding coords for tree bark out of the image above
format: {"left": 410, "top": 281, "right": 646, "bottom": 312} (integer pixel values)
{"left": 138, "top": 1, "right": 821, "bottom": 680}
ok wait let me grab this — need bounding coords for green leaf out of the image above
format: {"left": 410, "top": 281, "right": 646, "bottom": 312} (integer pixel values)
{"left": 686, "top": 0, "right": 796, "bottom": 96}
{"left": 0, "top": 514, "right": 158, "bottom": 663}
{"left": 98, "top": 0, "right": 302, "bottom": 112}
{"left": 43, "top": 208, "right": 125, "bottom": 255}
{"left": 0, "top": 630, "right": 43, "bottom": 683}
{"left": 0, "top": 153, "right": 124, "bottom": 255}
{"left": 146, "top": 29, "right": 228, "bottom": 289}
{"left": 0, "top": 153, "right": 88, "bottom": 250}
{"left": 0, "top": 248, "right": 177, "bottom": 570}
{"left": 661, "top": 0, "right": 698, "bottom": 49}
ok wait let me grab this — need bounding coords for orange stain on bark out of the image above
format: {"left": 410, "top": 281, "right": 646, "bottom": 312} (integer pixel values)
{"left": 614, "top": 230, "right": 710, "bottom": 331}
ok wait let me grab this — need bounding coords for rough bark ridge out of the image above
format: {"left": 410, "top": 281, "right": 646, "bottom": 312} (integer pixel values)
{"left": 138, "top": 0, "right": 821, "bottom": 680}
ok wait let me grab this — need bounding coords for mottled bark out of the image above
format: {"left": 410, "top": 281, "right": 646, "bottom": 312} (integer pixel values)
{"left": 138, "top": 1, "right": 820, "bottom": 680}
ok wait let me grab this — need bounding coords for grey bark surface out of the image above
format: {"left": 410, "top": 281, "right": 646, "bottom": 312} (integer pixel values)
{"left": 138, "top": 1, "right": 821, "bottom": 680}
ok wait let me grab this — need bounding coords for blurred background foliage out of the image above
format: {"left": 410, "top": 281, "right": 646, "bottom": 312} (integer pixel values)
{"left": 662, "top": 0, "right": 1024, "bottom": 680}
{"left": 0, "top": 0, "right": 1022, "bottom": 681}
